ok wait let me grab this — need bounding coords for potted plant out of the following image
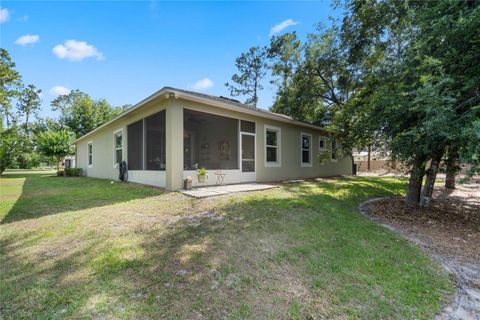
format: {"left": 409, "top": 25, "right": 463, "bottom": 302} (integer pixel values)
{"left": 197, "top": 167, "right": 208, "bottom": 183}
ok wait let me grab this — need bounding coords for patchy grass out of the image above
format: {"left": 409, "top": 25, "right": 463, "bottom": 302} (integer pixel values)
{"left": 0, "top": 171, "right": 453, "bottom": 319}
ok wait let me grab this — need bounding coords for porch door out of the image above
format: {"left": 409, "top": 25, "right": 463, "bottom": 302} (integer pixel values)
{"left": 241, "top": 133, "right": 255, "bottom": 173}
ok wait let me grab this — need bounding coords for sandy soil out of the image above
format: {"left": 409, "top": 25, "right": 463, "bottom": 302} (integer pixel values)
{"left": 358, "top": 182, "right": 480, "bottom": 320}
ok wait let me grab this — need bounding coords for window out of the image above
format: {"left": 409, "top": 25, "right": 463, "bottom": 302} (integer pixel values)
{"left": 87, "top": 142, "right": 93, "bottom": 166}
{"left": 265, "top": 125, "right": 281, "bottom": 167}
{"left": 127, "top": 120, "right": 143, "bottom": 170}
{"left": 241, "top": 120, "right": 256, "bottom": 133}
{"left": 113, "top": 130, "right": 123, "bottom": 166}
{"left": 126, "top": 110, "right": 166, "bottom": 171}
{"left": 319, "top": 136, "right": 326, "bottom": 151}
{"left": 145, "top": 111, "right": 166, "bottom": 170}
{"left": 301, "top": 133, "right": 312, "bottom": 166}
{"left": 184, "top": 109, "right": 238, "bottom": 170}
{"left": 331, "top": 138, "right": 338, "bottom": 161}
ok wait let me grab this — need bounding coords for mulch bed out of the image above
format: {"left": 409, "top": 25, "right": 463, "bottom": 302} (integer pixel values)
{"left": 369, "top": 184, "right": 480, "bottom": 262}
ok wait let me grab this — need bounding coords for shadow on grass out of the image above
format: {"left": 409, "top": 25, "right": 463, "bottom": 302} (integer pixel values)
{"left": 0, "top": 176, "right": 452, "bottom": 319}
{"left": 0, "top": 173, "right": 165, "bottom": 224}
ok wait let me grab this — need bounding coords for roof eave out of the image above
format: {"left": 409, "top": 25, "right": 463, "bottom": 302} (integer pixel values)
{"left": 73, "top": 87, "right": 332, "bottom": 144}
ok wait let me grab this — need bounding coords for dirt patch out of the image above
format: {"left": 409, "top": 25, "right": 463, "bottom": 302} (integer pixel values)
{"left": 358, "top": 183, "right": 480, "bottom": 320}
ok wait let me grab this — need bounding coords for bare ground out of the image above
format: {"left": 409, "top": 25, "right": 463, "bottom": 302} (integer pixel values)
{"left": 358, "top": 183, "right": 480, "bottom": 320}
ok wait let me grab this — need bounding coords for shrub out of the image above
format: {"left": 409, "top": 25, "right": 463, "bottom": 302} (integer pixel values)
{"left": 57, "top": 170, "right": 65, "bottom": 176}
{"left": 65, "top": 168, "right": 83, "bottom": 177}
{"left": 197, "top": 167, "right": 208, "bottom": 176}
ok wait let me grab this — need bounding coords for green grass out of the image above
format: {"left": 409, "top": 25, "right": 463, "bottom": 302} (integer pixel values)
{"left": 0, "top": 171, "right": 453, "bottom": 319}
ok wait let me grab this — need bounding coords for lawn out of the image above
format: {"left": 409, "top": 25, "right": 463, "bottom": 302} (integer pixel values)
{"left": 0, "top": 171, "right": 453, "bottom": 319}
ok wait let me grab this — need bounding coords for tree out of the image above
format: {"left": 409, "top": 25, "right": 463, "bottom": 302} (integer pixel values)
{"left": 51, "top": 90, "right": 122, "bottom": 138}
{"left": 339, "top": 0, "right": 480, "bottom": 207}
{"left": 0, "top": 126, "right": 21, "bottom": 174}
{"left": 36, "top": 130, "right": 74, "bottom": 172}
{"left": 225, "top": 46, "right": 267, "bottom": 107}
{"left": 17, "top": 84, "right": 42, "bottom": 133}
{"left": 268, "top": 32, "right": 302, "bottom": 93}
{"left": 269, "top": 23, "right": 362, "bottom": 167}
{"left": 0, "top": 49, "right": 23, "bottom": 128}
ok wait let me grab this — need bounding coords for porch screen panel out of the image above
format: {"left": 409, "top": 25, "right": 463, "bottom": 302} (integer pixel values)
{"left": 184, "top": 109, "right": 238, "bottom": 170}
{"left": 127, "top": 120, "right": 143, "bottom": 170}
{"left": 145, "top": 110, "right": 166, "bottom": 170}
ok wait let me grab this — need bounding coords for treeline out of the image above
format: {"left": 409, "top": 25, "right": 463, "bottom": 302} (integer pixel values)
{"left": 226, "top": 0, "right": 480, "bottom": 208}
{"left": 0, "top": 48, "right": 127, "bottom": 173}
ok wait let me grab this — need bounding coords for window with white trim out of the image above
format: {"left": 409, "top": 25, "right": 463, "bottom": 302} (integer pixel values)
{"left": 265, "top": 126, "right": 281, "bottom": 167}
{"left": 113, "top": 130, "right": 123, "bottom": 166}
{"left": 319, "top": 136, "right": 326, "bottom": 151}
{"left": 87, "top": 142, "right": 93, "bottom": 166}
{"left": 301, "top": 133, "right": 312, "bottom": 166}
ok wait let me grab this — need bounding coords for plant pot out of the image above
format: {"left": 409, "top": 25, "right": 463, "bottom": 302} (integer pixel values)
{"left": 197, "top": 174, "right": 207, "bottom": 183}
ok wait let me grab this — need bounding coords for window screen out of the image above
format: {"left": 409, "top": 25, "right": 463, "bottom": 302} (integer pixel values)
{"left": 301, "top": 134, "right": 311, "bottom": 164}
{"left": 88, "top": 143, "right": 93, "bottom": 166}
{"left": 265, "top": 129, "right": 279, "bottom": 164}
{"left": 184, "top": 109, "right": 238, "bottom": 170}
{"left": 114, "top": 131, "right": 123, "bottom": 165}
{"left": 145, "top": 111, "right": 166, "bottom": 170}
{"left": 241, "top": 120, "right": 255, "bottom": 133}
{"left": 127, "top": 120, "right": 143, "bottom": 170}
{"left": 319, "top": 137, "right": 326, "bottom": 150}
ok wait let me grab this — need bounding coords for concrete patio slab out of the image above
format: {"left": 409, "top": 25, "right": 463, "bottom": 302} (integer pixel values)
{"left": 180, "top": 183, "right": 276, "bottom": 198}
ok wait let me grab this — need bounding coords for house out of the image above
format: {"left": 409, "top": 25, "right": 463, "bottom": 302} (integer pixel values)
{"left": 63, "top": 155, "right": 75, "bottom": 168}
{"left": 73, "top": 87, "right": 352, "bottom": 190}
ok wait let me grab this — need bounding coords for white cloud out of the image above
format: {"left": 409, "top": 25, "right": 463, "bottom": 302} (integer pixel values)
{"left": 15, "top": 34, "right": 40, "bottom": 46}
{"left": 192, "top": 78, "right": 214, "bottom": 91}
{"left": 270, "top": 19, "right": 298, "bottom": 36}
{"left": 49, "top": 86, "right": 71, "bottom": 96}
{"left": 0, "top": 7, "right": 10, "bottom": 23}
{"left": 52, "top": 40, "right": 104, "bottom": 61}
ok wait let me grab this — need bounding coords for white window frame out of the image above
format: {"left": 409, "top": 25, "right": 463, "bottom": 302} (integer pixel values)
{"left": 300, "top": 132, "right": 312, "bottom": 167}
{"left": 113, "top": 128, "right": 124, "bottom": 168}
{"left": 87, "top": 141, "right": 93, "bottom": 168}
{"left": 331, "top": 138, "right": 338, "bottom": 162}
{"left": 318, "top": 136, "right": 327, "bottom": 151}
{"left": 264, "top": 125, "right": 281, "bottom": 167}
{"left": 239, "top": 120, "right": 256, "bottom": 173}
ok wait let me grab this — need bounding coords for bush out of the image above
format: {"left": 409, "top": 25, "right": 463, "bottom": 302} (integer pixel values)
{"left": 57, "top": 170, "right": 65, "bottom": 176}
{"left": 65, "top": 168, "right": 83, "bottom": 177}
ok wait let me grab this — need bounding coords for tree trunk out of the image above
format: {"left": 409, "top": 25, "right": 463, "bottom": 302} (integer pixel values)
{"left": 420, "top": 153, "right": 442, "bottom": 208}
{"left": 56, "top": 156, "right": 61, "bottom": 173}
{"left": 25, "top": 112, "right": 29, "bottom": 133}
{"left": 367, "top": 145, "right": 371, "bottom": 171}
{"left": 406, "top": 156, "right": 426, "bottom": 206}
{"left": 445, "top": 153, "right": 457, "bottom": 189}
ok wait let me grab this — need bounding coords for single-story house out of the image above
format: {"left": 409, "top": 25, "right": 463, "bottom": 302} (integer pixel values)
{"left": 73, "top": 87, "right": 352, "bottom": 190}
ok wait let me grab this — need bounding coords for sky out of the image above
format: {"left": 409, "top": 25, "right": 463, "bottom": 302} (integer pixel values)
{"left": 1, "top": 1, "right": 340, "bottom": 119}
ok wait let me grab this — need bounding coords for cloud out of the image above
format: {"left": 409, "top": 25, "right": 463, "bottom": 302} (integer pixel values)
{"left": 49, "top": 86, "right": 71, "bottom": 96}
{"left": 52, "top": 40, "right": 104, "bottom": 61}
{"left": 0, "top": 7, "right": 10, "bottom": 23}
{"left": 15, "top": 34, "right": 40, "bottom": 46}
{"left": 270, "top": 19, "right": 298, "bottom": 36}
{"left": 192, "top": 78, "right": 214, "bottom": 91}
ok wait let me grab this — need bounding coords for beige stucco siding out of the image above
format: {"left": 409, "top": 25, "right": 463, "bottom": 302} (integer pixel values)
{"left": 75, "top": 96, "right": 351, "bottom": 190}
{"left": 76, "top": 99, "right": 168, "bottom": 187}
{"left": 176, "top": 100, "right": 351, "bottom": 185}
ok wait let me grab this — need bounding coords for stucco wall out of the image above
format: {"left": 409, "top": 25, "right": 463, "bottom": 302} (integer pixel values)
{"left": 75, "top": 96, "right": 352, "bottom": 190}
{"left": 176, "top": 100, "right": 352, "bottom": 185}
{"left": 76, "top": 98, "right": 169, "bottom": 187}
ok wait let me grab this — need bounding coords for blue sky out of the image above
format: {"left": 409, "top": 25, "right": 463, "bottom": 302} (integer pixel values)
{"left": 1, "top": 1, "right": 340, "bottom": 118}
